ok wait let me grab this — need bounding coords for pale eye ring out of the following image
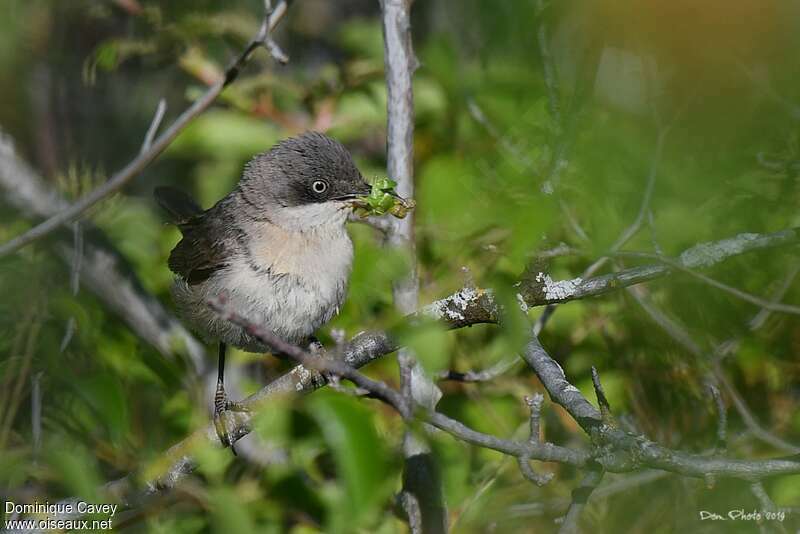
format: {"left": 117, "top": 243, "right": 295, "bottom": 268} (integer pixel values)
{"left": 311, "top": 180, "right": 328, "bottom": 194}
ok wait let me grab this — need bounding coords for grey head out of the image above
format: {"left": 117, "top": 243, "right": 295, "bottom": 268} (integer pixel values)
{"left": 236, "top": 132, "right": 371, "bottom": 230}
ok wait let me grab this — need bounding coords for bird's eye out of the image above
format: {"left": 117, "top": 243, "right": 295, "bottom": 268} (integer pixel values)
{"left": 311, "top": 180, "right": 328, "bottom": 194}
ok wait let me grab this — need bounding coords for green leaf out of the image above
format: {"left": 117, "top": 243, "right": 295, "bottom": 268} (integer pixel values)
{"left": 72, "top": 373, "right": 129, "bottom": 443}
{"left": 209, "top": 487, "right": 255, "bottom": 534}
{"left": 48, "top": 446, "right": 101, "bottom": 502}
{"left": 306, "top": 391, "right": 392, "bottom": 531}
{"left": 397, "top": 320, "right": 452, "bottom": 375}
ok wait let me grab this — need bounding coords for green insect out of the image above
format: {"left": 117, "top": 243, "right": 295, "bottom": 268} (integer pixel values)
{"left": 353, "top": 177, "right": 416, "bottom": 219}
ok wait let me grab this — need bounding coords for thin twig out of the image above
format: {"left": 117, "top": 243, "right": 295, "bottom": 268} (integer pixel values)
{"left": 521, "top": 332, "right": 800, "bottom": 479}
{"left": 713, "top": 367, "right": 800, "bottom": 454}
{"left": 25, "top": 293, "right": 800, "bottom": 529}
{"left": 517, "top": 393, "right": 554, "bottom": 486}
{"left": 208, "top": 295, "right": 410, "bottom": 418}
{"left": 437, "top": 356, "right": 520, "bottom": 383}
{"left": 31, "top": 372, "right": 43, "bottom": 459}
{"left": 526, "top": 393, "right": 545, "bottom": 445}
{"left": 557, "top": 468, "right": 605, "bottom": 534}
{"left": 507, "top": 470, "right": 668, "bottom": 519}
{"left": 624, "top": 259, "right": 800, "bottom": 455}
{"left": 618, "top": 251, "right": 800, "bottom": 316}
{"left": 706, "top": 381, "right": 728, "bottom": 451}
{"left": 380, "top": 1, "right": 447, "bottom": 531}
{"left": 0, "top": 132, "right": 208, "bottom": 372}
{"left": 590, "top": 367, "right": 612, "bottom": 423}
{"left": 140, "top": 98, "right": 166, "bottom": 154}
{"left": 0, "top": 1, "right": 289, "bottom": 258}
{"left": 535, "top": 0, "right": 561, "bottom": 127}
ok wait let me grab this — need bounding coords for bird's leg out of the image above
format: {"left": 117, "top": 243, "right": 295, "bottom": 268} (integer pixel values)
{"left": 307, "top": 336, "right": 325, "bottom": 355}
{"left": 307, "top": 336, "right": 339, "bottom": 385}
{"left": 212, "top": 342, "right": 240, "bottom": 455}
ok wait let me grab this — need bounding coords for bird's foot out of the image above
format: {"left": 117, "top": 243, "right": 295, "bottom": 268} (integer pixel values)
{"left": 212, "top": 381, "right": 250, "bottom": 456}
{"left": 306, "top": 337, "right": 339, "bottom": 384}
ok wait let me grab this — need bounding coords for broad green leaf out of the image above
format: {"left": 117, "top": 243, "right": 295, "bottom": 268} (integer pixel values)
{"left": 306, "top": 391, "right": 392, "bottom": 532}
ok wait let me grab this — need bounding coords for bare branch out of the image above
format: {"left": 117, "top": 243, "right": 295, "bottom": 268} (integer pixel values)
{"left": 617, "top": 251, "right": 800, "bottom": 316}
{"left": 625, "top": 259, "right": 800, "bottom": 455}
{"left": 380, "top": 1, "right": 447, "bottom": 531}
{"left": 521, "top": 332, "right": 800, "bottom": 480}
{"left": 713, "top": 367, "right": 800, "bottom": 455}
{"left": 507, "top": 470, "right": 669, "bottom": 519}
{"left": 557, "top": 468, "right": 604, "bottom": 534}
{"left": 208, "top": 295, "right": 410, "bottom": 418}
{"left": 706, "top": 381, "right": 728, "bottom": 451}
{"left": 0, "top": 1, "right": 289, "bottom": 258}
{"left": 23, "top": 296, "right": 800, "bottom": 529}
{"left": 436, "top": 356, "right": 520, "bottom": 383}
{"left": 590, "top": 366, "right": 612, "bottom": 423}
{"left": 0, "top": 132, "right": 208, "bottom": 373}
{"left": 518, "top": 393, "right": 554, "bottom": 486}
{"left": 140, "top": 98, "right": 166, "bottom": 154}
{"left": 518, "top": 228, "right": 799, "bottom": 309}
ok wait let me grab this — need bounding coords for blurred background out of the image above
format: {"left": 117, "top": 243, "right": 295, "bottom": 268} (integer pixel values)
{"left": 1, "top": 0, "right": 799, "bottom": 532}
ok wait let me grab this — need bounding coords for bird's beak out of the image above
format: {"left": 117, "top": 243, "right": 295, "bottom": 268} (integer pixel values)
{"left": 334, "top": 181, "right": 372, "bottom": 201}
{"left": 334, "top": 193, "right": 364, "bottom": 201}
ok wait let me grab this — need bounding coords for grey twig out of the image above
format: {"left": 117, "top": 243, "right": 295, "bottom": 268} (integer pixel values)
{"left": 258, "top": 0, "right": 289, "bottom": 64}
{"left": 380, "top": 1, "right": 446, "bottom": 531}
{"left": 624, "top": 282, "right": 703, "bottom": 355}
{"left": 618, "top": 251, "right": 800, "bottom": 316}
{"left": 59, "top": 221, "right": 83, "bottom": 352}
{"left": 31, "top": 372, "right": 43, "bottom": 458}
{"left": 21, "top": 296, "right": 800, "bottom": 529}
{"left": 590, "top": 367, "right": 612, "bottom": 423}
{"left": 624, "top": 258, "right": 800, "bottom": 455}
{"left": 507, "top": 470, "right": 669, "bottom": 519}
{"left": 749, "top": 482, "right": 787, "bottom": 534}
{"left": 140, "top": 98, "right": 166, "bottom": 154}
{"left": 608, "top": 126, "right": 670, "bottom": 252}
{"left": 706, "top": 381, "right": 728, "bottom": 451}
{"left": 208, "top": 295, "right": 410, "bottom": 418}
{"left": 518, "top": 393, "right": 554, "bottom": 486}
{"left": 436, "top": 356, "right": 520, "bottom": 383}
{"left": 750, "top": 482, "right": 778, "bottom": 513}
{"left": 713, "top": 367, "right": 800, "bottom": 455}
{"left": 0, "top": 0, "right": 289, "bottom": 258}
{"left": 744, "top": 262, "right": 800, "bottom": 334}
{"left": 521, "top": 332, "right": 800, "bottom": 480}
{"left": 526, "top": 393, "right": 545, "bottom": 446}
{"left": 410, "top": 227, "right": 800, "bottom": 335}
{"left": 0, "top": 132, "right": 207, "bottom": 373}
{"left": 557, "top": 468, "right": 605, "bottom": 534}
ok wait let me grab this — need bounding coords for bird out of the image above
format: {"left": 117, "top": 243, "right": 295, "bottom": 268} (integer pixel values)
{"left": 155, "top": 132, "right": 373, "bottom": 452}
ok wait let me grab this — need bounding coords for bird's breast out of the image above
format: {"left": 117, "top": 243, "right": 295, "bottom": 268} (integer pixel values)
{"left": 246, "top": 221, "right": 354, "bottom": 290}
{"left": 215, "top": 221, "right": 354, "bottom": 345}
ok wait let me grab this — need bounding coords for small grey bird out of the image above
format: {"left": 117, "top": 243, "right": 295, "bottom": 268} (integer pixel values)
{"left": 155, "top": 132, "right": 372, "bottom": 451}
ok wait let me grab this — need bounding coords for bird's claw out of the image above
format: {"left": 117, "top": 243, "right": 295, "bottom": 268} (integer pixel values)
{"left": 213, "top": 381, "right": 238, "bottom": 455}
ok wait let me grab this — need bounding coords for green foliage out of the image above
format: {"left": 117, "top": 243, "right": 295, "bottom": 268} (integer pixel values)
{"left": 307, "top": 392, "right": 394, "bottom": 532}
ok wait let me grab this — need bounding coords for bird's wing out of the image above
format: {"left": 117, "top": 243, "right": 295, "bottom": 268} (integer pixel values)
{"left": 167, "top": 211, "right": 235, "bottom": 285}
{"left": 154, "top": 186, "right": 203, "bottom": 222}
{"left": 154, "top": 187, "right": 235, "bottom": 285}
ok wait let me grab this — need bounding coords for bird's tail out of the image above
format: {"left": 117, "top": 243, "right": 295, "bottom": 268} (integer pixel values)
{"left": 154, "top": 186, "right": 203, "bottom": 222}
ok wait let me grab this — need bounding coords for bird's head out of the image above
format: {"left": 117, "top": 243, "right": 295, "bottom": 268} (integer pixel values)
{"left": 238, "top": 132, "right": 371, "bottom": 230}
